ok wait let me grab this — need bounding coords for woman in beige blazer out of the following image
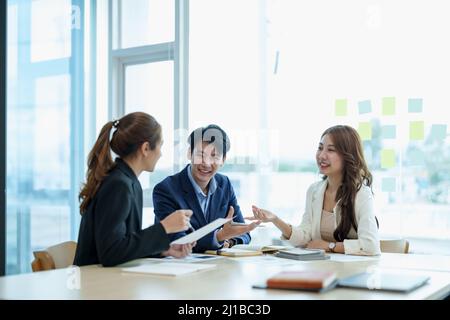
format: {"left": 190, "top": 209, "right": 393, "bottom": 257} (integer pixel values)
{"left": 250, "top": 125, "right": 380, "bottom": 256}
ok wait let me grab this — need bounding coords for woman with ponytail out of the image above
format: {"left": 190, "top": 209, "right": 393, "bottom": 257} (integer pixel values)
{"left": 74, "top": 112, "right": 195, "bottom": 267}
{"left": 249, "top": 125, "right": 380, "bottom": 256}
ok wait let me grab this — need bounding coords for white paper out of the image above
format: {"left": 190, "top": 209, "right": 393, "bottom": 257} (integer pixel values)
{"left": 144, "top": 254, "right": 223, "bottom": 263}
{"left": 328, "top": 253, "right": 379, "bottom": 262}
{"left": 121, "top": 262, "right": 216, "bottom": 276}
{"left": 171, "top": 218, "right": 231, "bottom": 245}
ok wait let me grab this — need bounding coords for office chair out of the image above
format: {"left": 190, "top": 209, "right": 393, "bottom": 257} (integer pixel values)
{"left": 380, "top": 238, "right": 409, "bottom": 254}
{"left": 31, "top": 241, "right": 77, "bottom": 272}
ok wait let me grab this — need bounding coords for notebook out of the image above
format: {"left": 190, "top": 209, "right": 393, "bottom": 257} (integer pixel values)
{"left": 121, "top": 262, "right": 216, "bottom": 277}
{"left": 338, "top": 272, "right": 430, "bottom": 293}
{"left": 204, "top": 248, "right": 263, "bottom": 257}
{"left": 274, "top": 248, "right": 330, "bottom": 261}
{"left": 253, "top": 270, "right": 338, "bottom": 293}
{"left": 233, "top": 244, "right": 289, "bottom": 253}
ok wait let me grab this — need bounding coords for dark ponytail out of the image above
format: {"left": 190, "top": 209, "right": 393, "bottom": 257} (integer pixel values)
{"left": 79, "top": 112, "right": 161, "bottom": 213}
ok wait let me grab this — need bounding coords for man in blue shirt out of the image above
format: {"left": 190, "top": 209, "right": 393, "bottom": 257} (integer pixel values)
{"left": 153, "top": 125, "right": 260, "bottom": 253}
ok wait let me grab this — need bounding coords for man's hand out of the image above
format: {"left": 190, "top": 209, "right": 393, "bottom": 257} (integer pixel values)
{"left": 216, "top": 206, "right": 261, "bottom": 242}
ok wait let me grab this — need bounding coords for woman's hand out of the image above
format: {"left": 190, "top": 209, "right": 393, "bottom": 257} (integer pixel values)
{"left": 246, "top": 205, "right": 278, "bottom": 223}
{"left": 162, "top": 242, "right": 196, "bottom": 258}
{"left": 160, "top": 209, "right": 193, "bottom": 234}
{"left": 306, "top": 239, "right": 330, "bottom": 251}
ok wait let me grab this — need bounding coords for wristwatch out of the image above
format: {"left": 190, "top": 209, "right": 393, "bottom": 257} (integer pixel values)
{"left": 328, "top": 242, "right": 336, "bottom": 253}
{"left": 225, "top": 239, "right": 236, "bottom": 248}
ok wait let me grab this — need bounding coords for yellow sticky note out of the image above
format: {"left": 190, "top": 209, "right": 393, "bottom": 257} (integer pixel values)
{"left": 382, "top": 97, "right": 396, "bottom": 115}
{"left": 358, "top": 122, "right": 372, "bottom": 141}
{"left": 381, "top": 149, "right": 396, "bottom": 169}
{"left": 335, "top": 99, "right": 347, "bottom": 116}
{"left": 410, "top": 121, "right": 425, "bottom": 140}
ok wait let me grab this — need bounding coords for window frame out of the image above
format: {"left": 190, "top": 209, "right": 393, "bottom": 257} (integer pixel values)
{"left": 107, "top": 0, "right": 189, "bottom": 173}
{"left": 1, "top": 0, "right": 7, "bottom": 276}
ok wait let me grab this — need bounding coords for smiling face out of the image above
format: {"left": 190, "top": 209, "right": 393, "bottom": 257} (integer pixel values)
{"left": 316, "top": 134, "right": 344, "bottom": 178}
{"left": 188, "top": 141, "right": 225, "bottom": 187}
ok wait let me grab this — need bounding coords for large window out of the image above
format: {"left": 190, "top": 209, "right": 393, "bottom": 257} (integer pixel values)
{"left": 124, "top": 61, "right": 174, "bottom": 225}
{"left": 109, "top": 0, "right": 179, "bottom": 228}
{"left": 5, "top": 0, "right": 450, "bottom": 275}
{"left": 6, "top": 0, "right": 181, "bottom": 274}
{"left": 6, "top": 0, "right": 87, "bottom": 274}
{"left": 113, "top": 0, "right": 174, "bottom": 49}
{"left": 190, "top": 0, "right": 450, "bottom": 249}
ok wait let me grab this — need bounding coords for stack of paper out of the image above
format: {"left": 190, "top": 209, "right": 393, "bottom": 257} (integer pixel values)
{"left": 121, "top": 262, "right": 216, "bottom": 276}
{"left": 274, "top": 248, "right": 330, "bottom": 261}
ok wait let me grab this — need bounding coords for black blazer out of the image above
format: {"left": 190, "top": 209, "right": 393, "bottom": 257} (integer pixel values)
{"left": 73, "top": 158, "right": 170, "bottom": 267}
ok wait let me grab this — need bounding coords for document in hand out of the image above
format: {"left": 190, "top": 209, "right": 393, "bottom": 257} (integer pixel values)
{"left": 121, "top": 262, "right": 216, "bottom": 277}
{"left": 171, "top": 218, "right": 231, "bottom": 245}
{"left": 232, "top": 244, "right": 289, "bottom": 253}
{"left": 338, "top": 272, "right": 430, "bottom": 293}
{"left": 253, "top": 270, "right": 338, "bottom": 292}
{"left": 274, "top": 248, "right": 330, "bottom": 261}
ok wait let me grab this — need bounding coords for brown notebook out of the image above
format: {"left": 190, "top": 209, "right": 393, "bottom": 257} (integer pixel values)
{"left": 266, "top": 271, "right": 337, "bottom": 290}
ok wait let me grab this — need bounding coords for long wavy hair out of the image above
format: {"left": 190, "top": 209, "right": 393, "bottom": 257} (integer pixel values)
{"left": 320, "top": 125, "right": 373, "bottom": 241}
{"left": 79, "top": 112, "right": 161, "bottom": 213}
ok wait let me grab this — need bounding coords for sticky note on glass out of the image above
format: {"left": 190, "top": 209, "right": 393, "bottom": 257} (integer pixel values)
{"left": 381, "top": 125, "right": 396, "bottom": 139}
{"left": 358, "top": 100, "right": 372, "bottom": 114}
{"left": 358, "top": 122, "right": 372, "bottom": 141}
{"left": 381, "top": 149, "right": 396, "bottom": 169}
{"left": 382, "top": 177, "right": 396, "bottom": 192}
{"left": 430, "top": 124, "right": 447, "bottom": 140}
{"left": 382, "top": 97, "right": 396, "bottom": 115}
{"left": 408, "top": 149, "right": 425, "bottom": 166}
{"left": 410, "top": 121, "right": 425, "bottom": 140}
{"left": 335, "top": 99, "right": 347, "bottom": 116}
{"left": 408, "top": 98, "right": 423, "bottom": 113}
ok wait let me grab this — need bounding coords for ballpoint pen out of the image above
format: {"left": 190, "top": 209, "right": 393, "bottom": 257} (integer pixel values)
{"left": 187, "top": 221, "right": 195, "bottom": 233}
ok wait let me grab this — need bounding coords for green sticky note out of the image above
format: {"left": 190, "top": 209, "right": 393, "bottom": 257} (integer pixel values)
{"left": 358, "top": 122, "right": 372, "bottom": 141}
{"left": 358, "top": 100, "right": 372, "bottom": 114}
{"left": 430, "top": 124, "right": 447, "bottom": 140}
{"left": 381, "top": 125, "right": 396, "bottom": 139}
{"left": 381, "top": 149, "right": 396, "bottom": 169}
{"left": 408, "top": 98, "right": 423, "bottom": 113}
{"left": 410, "top": 121, "right": 425, "bottom": 140}
{"left": 335, "top": 99, "right": 347, "bottom": 116}
{"left": 382, "top": 97, "right": 396, "bottom": 115}
{"left": 382, "top": 177, "right": 396, "bottom": 192}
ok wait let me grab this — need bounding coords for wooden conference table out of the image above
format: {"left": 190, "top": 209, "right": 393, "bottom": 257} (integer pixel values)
{"left": 1, "top": 253, "right": 450, "bottom": 300}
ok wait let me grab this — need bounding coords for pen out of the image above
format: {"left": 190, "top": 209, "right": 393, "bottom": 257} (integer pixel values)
{"left": 187, "top": 221, "right": 195, "bottom": 233}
